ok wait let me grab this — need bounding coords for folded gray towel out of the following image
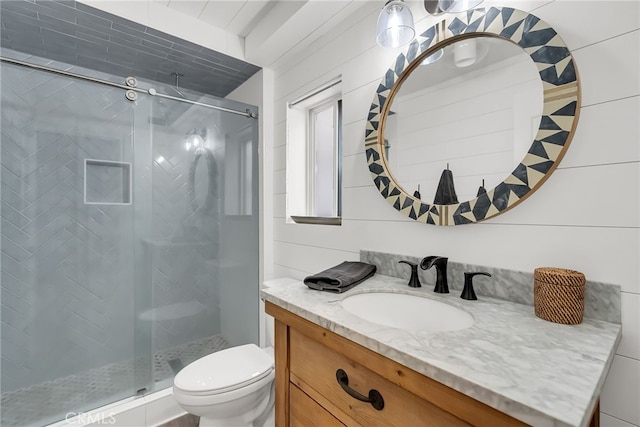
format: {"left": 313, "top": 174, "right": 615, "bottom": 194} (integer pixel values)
{"left": 304, "top": 261, "right": 376, "bottom": 293}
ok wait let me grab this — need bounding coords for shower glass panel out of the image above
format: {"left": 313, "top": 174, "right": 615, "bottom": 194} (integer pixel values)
{"left": 146, "top": 95, "right": 259, "bottom": 390}
{"left": 0, "top": 61, "right": 140, "bottom": 426}
{"left": 0, "top": 55, "right": 260, "bottom": 426}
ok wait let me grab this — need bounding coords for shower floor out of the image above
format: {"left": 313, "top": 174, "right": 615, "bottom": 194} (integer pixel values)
{"left": 0, "top": 334, "right": 230, "bottom": 427}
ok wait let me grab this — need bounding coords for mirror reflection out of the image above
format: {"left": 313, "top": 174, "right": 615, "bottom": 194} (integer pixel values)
{"left": 384, "top": 36, "right": 543, "bottom": 204}
{"left": 193, "top": 153, "right": 211, "bottom": 209}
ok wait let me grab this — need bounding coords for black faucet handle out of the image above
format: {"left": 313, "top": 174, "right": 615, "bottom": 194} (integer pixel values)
{"left": 461, "top": 272, "right": 492, "bottom": 300}
{"left": 399, "top": 260, "right": 421, "bottom": 288}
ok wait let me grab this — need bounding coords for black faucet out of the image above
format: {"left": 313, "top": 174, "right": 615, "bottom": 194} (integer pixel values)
{"left": 420, "top": 256, "right": 449, "bottom": 293}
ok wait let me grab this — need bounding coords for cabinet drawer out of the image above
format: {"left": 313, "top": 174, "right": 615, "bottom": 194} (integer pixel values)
{"left": 290, "top": 383, "right": 345, "bottom": 427}
{"left": 289, "top": 329, "right": 469, "bottom": 427}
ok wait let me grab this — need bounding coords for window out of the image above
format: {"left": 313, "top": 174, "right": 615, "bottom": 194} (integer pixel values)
{"left": 225, "top": 125, "right": 254, "bottom": 216}
{"left": 286, "top": 78, "right": 342, "bottom": 225}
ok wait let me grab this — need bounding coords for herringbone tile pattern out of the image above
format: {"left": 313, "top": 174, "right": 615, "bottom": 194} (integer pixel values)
{"left": 147, "top": 96, "right": 223, "bottom": 359}
{"left": 1, "top": 61, "right": 137, "bottom": 394}
{"left": 1, "top": 58, "right": 227, "bottom": 426}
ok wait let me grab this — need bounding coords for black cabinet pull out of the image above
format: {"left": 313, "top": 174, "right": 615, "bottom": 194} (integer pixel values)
{"left": 335, "top": 369, "right": 384, "bottom": 410}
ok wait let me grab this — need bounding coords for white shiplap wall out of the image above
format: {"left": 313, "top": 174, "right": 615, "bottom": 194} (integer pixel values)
{"left": 268, "top": 1, "right": 640, "bottom": 425}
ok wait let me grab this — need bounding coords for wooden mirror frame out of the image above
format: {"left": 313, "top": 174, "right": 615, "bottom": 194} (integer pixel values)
{"left": 365, "top": 7, "right": 580, "bottom": 225}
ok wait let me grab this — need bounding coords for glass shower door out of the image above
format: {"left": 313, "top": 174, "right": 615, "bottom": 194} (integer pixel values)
{"left": 0, "top": 56, "right": 261, "bottom": 425}
{"left": 145, "top": 94, "right": 260, "bottom": 390}
{"left": 0, "top": 61, "right": 141, "bottom": 426}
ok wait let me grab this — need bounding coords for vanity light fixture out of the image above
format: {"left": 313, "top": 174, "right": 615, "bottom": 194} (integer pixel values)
{"left": 453, "top": 39, "right": 477, "bottom": 67}
{"left": 185, "top": 128, "right": 206, "bottom": 152}
{"left": 446, "top": 0, "right": 484, "bottom": 13}
{"left": 376, "top": 0, "right": 415, "bottom": 48}
{"left": 452, "top": 38, "right": 489, "bottom": 67}
{"left": 423, "top": 0, "right": 483, "bottom": 16}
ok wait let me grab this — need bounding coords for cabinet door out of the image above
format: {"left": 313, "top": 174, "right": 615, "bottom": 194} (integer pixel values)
{"left": 290, "top": 384, "right": 345, "bottom": 427}
{"left": 289, "top": 329, "right": 470, "bottom": 427}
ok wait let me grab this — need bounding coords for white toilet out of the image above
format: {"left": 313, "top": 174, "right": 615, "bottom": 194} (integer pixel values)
{"left": 173, "top": 312, "right": 276, "bottom": 427}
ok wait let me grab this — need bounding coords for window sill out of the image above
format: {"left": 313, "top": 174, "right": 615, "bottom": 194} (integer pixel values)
{"left": 290, "top": 216, "right": 342, "bottom": 226}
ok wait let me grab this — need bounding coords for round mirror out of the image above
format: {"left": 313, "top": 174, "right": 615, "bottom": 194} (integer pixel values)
{"left": 365, "top": 7, "right": 580, "bottom": 225}
{"left": 188, "top": 148, "right": 217, "bottom": 214}
{"left": 385, "top": 36, "right": 543, "bottom": 203}
{"left": 194, "top": 154, "right": 209, "bottom": 207}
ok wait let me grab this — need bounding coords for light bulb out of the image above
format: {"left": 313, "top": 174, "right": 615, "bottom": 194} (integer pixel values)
{"left": 376, "top": 0, "right": 415, "bottom": 48}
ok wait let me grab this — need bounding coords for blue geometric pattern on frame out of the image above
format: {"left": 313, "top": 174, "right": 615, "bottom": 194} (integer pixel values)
{"left": 364, "top": 7, "right": 580, "bottom": 226}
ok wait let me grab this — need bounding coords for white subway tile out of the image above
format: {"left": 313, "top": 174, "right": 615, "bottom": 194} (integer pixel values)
{"left": 273, "top": 145, "right": 285, "bottom": 172}
{"left": 562, "top": 96, "right": 640, "bottom": 168}
{"left": 533, "top": 0, "right": 640, "bottom": 51}
{"left": 491, "top": 162, "right": 639, "bottom": 228}
{"left": 273, "top": 169, "right": 285, "bottom": 195}
{"left": 619, "top": 292, "right": 640, "bottom": 360}
{"left": 273, "top": 194, "right": 286, "bottom": 219}
{"left": 601, "top": 413, "right": 636, "bottom": 427}
{"left": 601, "top": 355, "right": 640, "bottom": 426}
{"left": 273, "top": 240, "right": 357, "bottom": 275}
{"left": 269, "top": 4, "right": 640, "bottom": 426}
{"left": 574, "top": 30, "right": 640, "bottom": 107}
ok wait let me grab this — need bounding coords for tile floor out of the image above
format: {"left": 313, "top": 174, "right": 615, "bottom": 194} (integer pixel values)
{"left": 159, "top": 414, "right": 199, "bottom": 427}
{"left": 1, "top": 335, "right": 229, "bottom": 427}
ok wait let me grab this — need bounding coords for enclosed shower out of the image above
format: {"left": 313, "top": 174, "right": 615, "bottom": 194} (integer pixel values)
{"left": 0, "top": 2, "right": 261, "bottom": 426}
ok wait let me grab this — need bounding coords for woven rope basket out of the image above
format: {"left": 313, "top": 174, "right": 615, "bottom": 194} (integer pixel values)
{"left": 534, "top": 267, "right": 585, "bottom": 325}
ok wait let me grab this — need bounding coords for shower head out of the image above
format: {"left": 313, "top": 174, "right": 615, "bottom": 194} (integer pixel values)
{"left": 170, "top": 72, "right": 187, "bottom": 98}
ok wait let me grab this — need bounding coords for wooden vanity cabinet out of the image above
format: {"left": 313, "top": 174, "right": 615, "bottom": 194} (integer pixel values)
{"left": 266, "top": 301, "right": 533, "bottom": 427}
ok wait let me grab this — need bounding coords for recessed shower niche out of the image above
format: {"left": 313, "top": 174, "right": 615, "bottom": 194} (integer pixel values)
{"left": 84, "top": 159, "right": 132, "bottom": 205}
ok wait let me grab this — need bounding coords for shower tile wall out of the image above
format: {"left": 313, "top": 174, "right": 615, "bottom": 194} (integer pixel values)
{"left": 0, "top": 0, "right": 261, "bottom": 98}
{"left": 146, "top": 92, "right": 223, "bottom": 356}
{"left": 1, "top": 57, "right": 136, "bottom": 393}
{"left": 1, "top": 1, "right": 260, "bottom": 423}
{"left": 144, "top": 85, "right": 259, "bottom": 353}
{"left": 0, "top": 51, "right": 234, "bottom": 396}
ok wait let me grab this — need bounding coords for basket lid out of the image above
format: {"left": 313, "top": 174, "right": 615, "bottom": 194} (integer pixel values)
{"left": 534, "top": 267, "right": 585, "bottom": 286}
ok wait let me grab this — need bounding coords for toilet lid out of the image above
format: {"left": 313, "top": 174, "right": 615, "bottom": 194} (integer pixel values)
{"left": 174, "top": 344, "right": 274, "bottom": 394}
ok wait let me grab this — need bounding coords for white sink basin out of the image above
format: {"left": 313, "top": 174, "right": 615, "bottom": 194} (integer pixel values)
{"left": 341, "top": 292, "right": 474, "bottom": 332}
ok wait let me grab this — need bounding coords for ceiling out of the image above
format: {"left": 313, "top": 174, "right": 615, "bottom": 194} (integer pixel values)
{"left": 153, "top": 0, "right": 278, "bottom": 38}
{"left": 0, "top": 0, "right": 379, "bottom": 96}
{"left": 0, "top": 0, "right": 262, "bottom": 98}
{"left": 151, "top": 0, "right": 379, "bottom": 67}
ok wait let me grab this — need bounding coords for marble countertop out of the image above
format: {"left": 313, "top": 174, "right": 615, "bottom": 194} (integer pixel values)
{"left": 261, "top": 275, "right": 621, "bottom": 427}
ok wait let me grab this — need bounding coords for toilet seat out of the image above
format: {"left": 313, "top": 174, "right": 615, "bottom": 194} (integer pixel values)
{"left": 174, "top": 344, "right": 274, "bottom": 396}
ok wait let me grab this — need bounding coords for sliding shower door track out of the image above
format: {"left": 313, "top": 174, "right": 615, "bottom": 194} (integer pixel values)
{"left": 0, "top": 56, "right": 257, "bottom": 119}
